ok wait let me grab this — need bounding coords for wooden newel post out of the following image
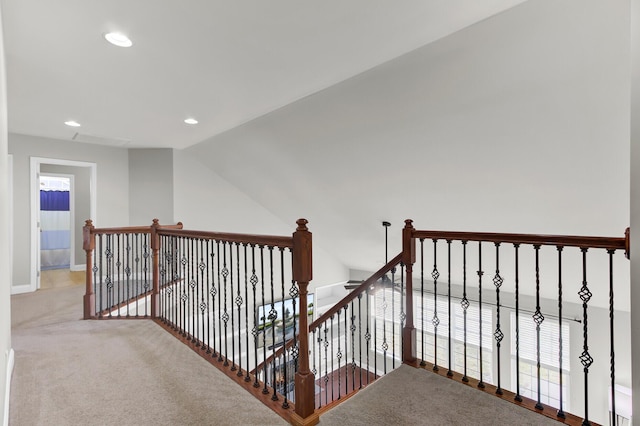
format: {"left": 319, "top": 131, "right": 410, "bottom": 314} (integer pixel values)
{"left": 402, "top": 219, "right": 416, "bottom": 363}
{"left": 83, "top": 220, "right": 96, "bottom": 319}
{"left": 150, "top": 218, "right": 161, "bottom": 318}
{"left": 291, "top": 219, "right": 319, "bottom": 426}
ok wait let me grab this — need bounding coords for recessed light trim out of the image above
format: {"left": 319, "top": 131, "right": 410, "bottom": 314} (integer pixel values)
{"left": 184, "top": 118, "right": 198, "bottom": 125}
{"left": 104, "top": 32, "right": 133, "bottom": 47}
{"left": 64, "top": 120, "right": 81, "bottom": 127}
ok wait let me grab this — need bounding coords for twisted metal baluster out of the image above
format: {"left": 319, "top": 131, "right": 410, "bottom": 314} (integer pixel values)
{"left": 344, "top": 305, "right": 349, "bottom": 394}
{"left": 331, "top": 315, "right": 335, "bottom": 402}
{"left": 391, "top": 265, "right": 396, "bottom": 370}
{"left": 419, "top": 238, "right": 426, "bottom": 366}
{"left": 191, "top": 238, "right": 197, "bottom": 343}
{"left": 533, "top": 245, "right": 544, "bottom": 410}
{"left": 235, "top": 243, "right": 244, "bottom": 374}
{"left": 260, "top": 245, "right": 268, "bottom": 394}
{"left": 557, "top": 246, "right": 566, "bottom": 418}
{"left": 324, "top": 324, "right": 329, "bottom": 406}
{"left": 244, "top": 244, "right": 251, "bottom": 382}
{"left": 350, "top": 301, "right": 356, "bottom": 392}
{"left": 267, "top": 247, "right": 279, "bottom": 402}
{"left": 217, "top": 241, "right": 223, "bottom": 362}
{"left": 280, "top": 248, "right": 289, "bottom": 408}
{"left": 229, "top": 243, "right": 236, "bottom": 370}
{"left": 579, "top": 248, "right": 593, "bottom": 426}
{"left": 461, "top": 241, "right": 469, "bottom": 383}
{"left": 400, "top": 263, "right": 405, "bottom": 365}
{"left": 210, "top": 246, "right": 218, "bottom": 357}
{"left": 125, "top": 234, "right": 131, "bottom": 317}
{"left": 336, "top": 308, "right": 342, "bottom": 400}
{"left": 205, "top": 240, "right": 212, "bottom": 354}
{"left": 432, "top": 239, "right": 440, "bottom": 371}
{"left": 514, "top": 243, "right": 522, "bottom": 402}
{"left": 358, "top": 294, "right": 363, "bottom": 389}
{"left": 477, "top": 241, "right": 484, "bottom": 388}
{"left": 289, "top": 273, "right": 299, "bottom": 393}
{"left": 608, "top": 249, "right": 616, "bottom": 426}
{"left": 493, "top": 242, "right": 504, "bottom": 395}
{"left": 447, "top": 240, "right": 453, "bottom": 377}
{"left": 312, "top": 329, "right": 318, "bottom": 407}
{"left": 222, "top": 242, "right": 231, "bottom": 366}
{"left": 366, "top": 287, "right": 371, "bottom": 385}
{"left": 250, "top": 245, "right": 260, "bottom": 387}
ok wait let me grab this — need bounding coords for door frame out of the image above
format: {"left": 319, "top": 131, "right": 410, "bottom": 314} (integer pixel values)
{"left": 28, "top": 157, "right": 97, "bottom": 293}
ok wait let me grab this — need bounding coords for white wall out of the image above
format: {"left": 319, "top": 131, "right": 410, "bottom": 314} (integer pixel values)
{"left": 0, "top": 4, "right": 13, "bottom": 424}
{"left": 630, "top": 0, "right": 640, "bottom": 421}
{"left": 173, "top": 149, "right": 348, "bottom": 289}
{"left": 8, "top": 133, "right": 129, "bottom": 288}
{"left": 186, "top": 0, "right": 629, "bottom": 278}
{"left": 129, "top": 148, "right": 174, "bottom": 225}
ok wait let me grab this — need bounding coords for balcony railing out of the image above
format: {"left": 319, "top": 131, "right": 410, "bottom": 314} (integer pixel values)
{"left": 83, "top": 218, "right": 630, "bottom": 426}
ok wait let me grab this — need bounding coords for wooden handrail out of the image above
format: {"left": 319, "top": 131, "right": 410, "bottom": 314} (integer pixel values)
{"left": 157, "top": 228, "right": 294, "bottom": 248}
{"left": 309, "top": 253, "right": 403, "bottom": 332}
{"left": 411, "top": 229, "right": 627, "bottom": 251}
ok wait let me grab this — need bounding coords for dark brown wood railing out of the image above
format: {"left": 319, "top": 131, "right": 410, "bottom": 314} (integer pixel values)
{"left": 401, "top": 219, "right": 630, "bottom": 426}
{"left": 83, "top": 217, "right": 629, "bottom": 426}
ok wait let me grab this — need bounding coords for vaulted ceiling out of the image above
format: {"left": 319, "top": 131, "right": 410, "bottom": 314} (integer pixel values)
{"left": 2, "top": 0, "right": 527, "bottom": 149}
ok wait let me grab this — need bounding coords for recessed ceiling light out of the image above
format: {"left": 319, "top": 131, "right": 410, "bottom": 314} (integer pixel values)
{"left": 184, "top": 118, "right": 198, "bottom": 125}
{"left": 64, "top": 120, "right": 81, "bottom": 127}
{"left": 104, "top": 32, "right": 133, "bottom": 47}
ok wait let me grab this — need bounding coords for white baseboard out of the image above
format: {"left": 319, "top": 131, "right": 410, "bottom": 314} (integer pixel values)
{"left": 70, "top": 264, "right": 86, "bottom": 272}
{"left": 10, "top": 284, "right": 33, "bottom": 295}
{"left": 3, "top": 348, "right": 14, "bottom": 426}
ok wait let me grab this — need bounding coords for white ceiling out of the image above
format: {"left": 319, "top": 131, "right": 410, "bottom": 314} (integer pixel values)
{"left": 1, "top": 0, "right": 527, "bottom": 149}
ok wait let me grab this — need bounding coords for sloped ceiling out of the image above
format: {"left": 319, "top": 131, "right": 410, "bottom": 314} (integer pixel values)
{"left": 2, "top": 0, "right": 526, "bottom": 148}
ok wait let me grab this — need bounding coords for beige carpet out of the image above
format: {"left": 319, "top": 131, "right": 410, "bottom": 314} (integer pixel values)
{"left": 9, "top": 284, "right": 287, "bottom": 426}
{"left": 319, "top": 364, "right": 561, "bottom": 426}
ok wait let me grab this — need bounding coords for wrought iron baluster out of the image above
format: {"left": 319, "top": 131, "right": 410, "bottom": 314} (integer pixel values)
{"left": 222, "top": 242, "right": 230, "bottom": 366}
{"left": 244, "top": 244, "right": 251, "bottom": 382}
{"left": 493, "top": 242, "right": 504, "bottom": 395}
{"left": 366, "top": 287, "right": 371, "bottom": 385}
{"left": 199, "top": 239, "right": 207, "bottom": 349}
{"left": 323, "top": 323, "right": 329, "bottom": 406}
{"left": 230, "top": 243, "right": 236, "bottom": 371}
{"left": 400, "top": 262, "right": 405, "bottom": 366}
{"left": 344, "top": 304, "right": 349, "bottom": 394}
{"left": 191, "top": 238, "right": 197, "bottom": 343}
{"left": 143, "top": 235, "right": 150, "bottom": 318}
{"left": 205, "top": 240, "right": 212, "bottom": 354}
{"left": 126, "top": 233, "right": 131, "bottom": 317}
{"left": 106, "top": 234, "right": 113, "bottom": 317}
{"left": 358, "top": 293, "right": 363, "bottom": 389}
{"left": 210, "top": 245, "right": 218, "bottom": 357}
{"left": 250, "top": 244, "right": 259, "bottom": 387}
{"left": 447, "top": 240, "right": 453, "bottom": 377}
{"left": 461, "top": 240, "right": 469, "bottom": 382}
{"left": 391, "top": 265, "right": 396, "bottom": 369}
{"left": 608, "top": 249, "right": 616, "bottom": 426}
{"left": 95, "top": 234, "right": 101, "bottom": 316}
{"left": 514, "top": 243, "right": 522, "bottom": 402}
{"left": 557, "top": 246, "right": 566, "bottom": 418}
{"left": 279, "top": 248, "right": 289, "bottom": 408}
{"left": 116, "top": 233, "right": 121, "bottom": 317}
{"left": 420, "top": 238, "right": 425, "bottom": 366}
{"left": 533, "top": 245, "right": 544, "bottom": 410}
{"left": 268, "top": 246, "right": 278, "bottom": 402}
{"left": 477, "top": 241, "right": 484, "bottom": 388}
{"left": 336, "top": 308, "right": 342, "bottom": 400}
{"left": 432, "top": 239, "right": 440, "bottom": 371}
{"left": 331, "top": 315, "right": 335, "bottom": 402}
{"left": 181, "top": 237, "right": 188, "bottom": 336}
{"left": 311, "top": 328, "right": 318, "bottom": 407}
{"left": 260, "top": 245, "right": 268, "bottom": 394}
{"left": 289, "top": 271, "right": 299, "bottom": 396}
{"left": 351, "top": 300, "right": 357, "bottom": 392}
{"left": 217, "top": 240, "right": 223, "bottom": 362}
{"left": 579, "top": 247, "right": 593, "bottom": 426}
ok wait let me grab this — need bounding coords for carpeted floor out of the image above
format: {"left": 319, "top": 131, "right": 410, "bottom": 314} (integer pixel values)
{"left": 9, "top": 283, "right": 287, "bottom": 426}
{"left": 10, "top": 282, "right": 561, "bottom": 426}
{"left": 319, "top": 364, "right": 560, "bottom": 426}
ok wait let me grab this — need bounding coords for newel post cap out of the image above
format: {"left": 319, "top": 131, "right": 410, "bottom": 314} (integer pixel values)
{"left": 296, "top": 218, "right": 309, "bottom": 231}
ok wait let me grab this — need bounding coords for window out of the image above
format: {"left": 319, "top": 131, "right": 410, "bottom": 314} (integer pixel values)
{"left": 415, "top": 292, "right": 493, "bottom": 384}
{"left": 510, "top": 312, "right": 570, "bottom": 410}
